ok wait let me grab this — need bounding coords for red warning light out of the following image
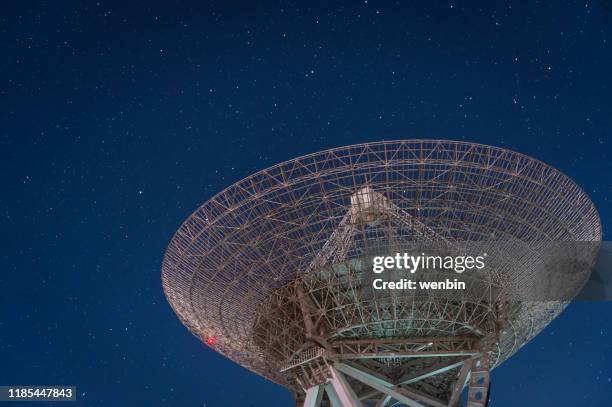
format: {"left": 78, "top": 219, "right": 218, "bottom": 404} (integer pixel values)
{"left": 206, "top": 336, "right": 216, "bottom": 346}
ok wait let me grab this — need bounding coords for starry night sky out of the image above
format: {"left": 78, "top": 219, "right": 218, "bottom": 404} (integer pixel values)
{"left": 1, "top": 1, "right": 611, "bottom": 406}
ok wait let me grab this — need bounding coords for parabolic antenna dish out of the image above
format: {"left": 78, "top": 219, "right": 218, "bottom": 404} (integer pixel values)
{"left": 162, "top": 140, "right": 600, "bottom": 405}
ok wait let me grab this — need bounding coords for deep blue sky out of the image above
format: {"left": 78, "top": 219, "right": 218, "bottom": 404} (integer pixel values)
{"left": 1, "top": 1, "right": 611, "bottom": 406}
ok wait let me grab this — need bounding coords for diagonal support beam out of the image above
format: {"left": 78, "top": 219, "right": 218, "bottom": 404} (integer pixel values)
{"left": 328, "top": 364, "right": 364, "bottom": 407}
{"left": 398, "top": 359, "right": 468, "bottom": 386}
{"left": 336, "top": 362, "right": 451, "bottom": 407}
{"left": 359, "top": 358, "right": 474, "bottom": 404}
{"left": 374, "top": 395, "right": 392, "bottom": 407}
{"left": 306, "top": 210, "right": 355, "bottom": 274}
{"left": 303, "top": 385, "right": 324, "bottom": 407}
{"left": 334, "top": 363, "right": 423, "bottom": 407}
{"left": 323, "top": 383, "right": 343, "bottom": 407}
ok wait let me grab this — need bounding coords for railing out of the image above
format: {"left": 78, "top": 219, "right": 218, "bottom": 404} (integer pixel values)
{"left": 279, "top": 347, "right": 327, "bottom": 372}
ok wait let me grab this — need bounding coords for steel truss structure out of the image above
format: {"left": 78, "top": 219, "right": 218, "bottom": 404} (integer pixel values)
{"left": 162, "top": 140, "right": 600, "bottom": 406}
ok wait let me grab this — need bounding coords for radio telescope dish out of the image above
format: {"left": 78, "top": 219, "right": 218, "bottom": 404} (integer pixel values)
{"left": 162, "top": 140, "right": 600, "bottom": 406}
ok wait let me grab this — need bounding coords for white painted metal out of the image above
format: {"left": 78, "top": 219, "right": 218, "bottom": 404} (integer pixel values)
{"left": 334, "top": 363, "right": 423, "bottom": 407}
{"left": 323, "top": 383, "right": 343, "bottom": 407}
{"left": 303, "top": 385, "right": 323, "bottom": 407}
{"left": 328, "top": 365, "right": 364, "bottom": 407}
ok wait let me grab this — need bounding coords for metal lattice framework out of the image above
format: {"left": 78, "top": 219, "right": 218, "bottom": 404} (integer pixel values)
{"left": 162, "top": 140, "right": 600, "bottom": 406}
